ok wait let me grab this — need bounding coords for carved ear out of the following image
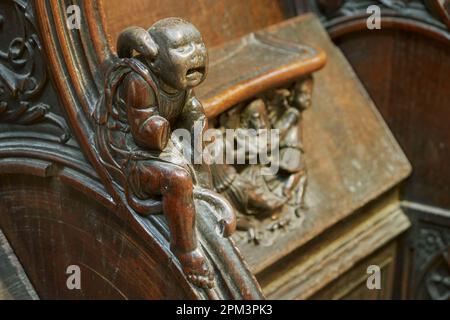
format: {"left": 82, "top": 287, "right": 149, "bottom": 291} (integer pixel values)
{"left": 117, "top": 26, "right": 158, "bottom": 59}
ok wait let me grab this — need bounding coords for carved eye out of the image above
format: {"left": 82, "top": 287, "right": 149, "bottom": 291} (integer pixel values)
{"left": 176, "top": 45, "right": 189, "bottom": 53}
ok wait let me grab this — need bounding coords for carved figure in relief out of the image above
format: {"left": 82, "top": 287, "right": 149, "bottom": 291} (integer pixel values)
{"left": 211, "top": 77, "right": 313, "bottom": 242}
{"left": 94, "top": 18, "right": 235, "bottom": 288}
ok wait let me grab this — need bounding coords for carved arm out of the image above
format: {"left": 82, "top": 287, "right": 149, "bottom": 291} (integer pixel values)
{"left": 122, "top": 72, "right": 170, "bottom": 151}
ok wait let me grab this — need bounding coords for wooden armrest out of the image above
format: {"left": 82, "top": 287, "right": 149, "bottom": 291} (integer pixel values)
{"left": 198, "top": 19, "right": 327, "bottom": 117}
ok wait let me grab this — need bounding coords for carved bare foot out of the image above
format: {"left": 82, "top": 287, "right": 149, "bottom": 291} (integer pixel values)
{"left": 175, "top": 248, "right": 214, "bottom": 289}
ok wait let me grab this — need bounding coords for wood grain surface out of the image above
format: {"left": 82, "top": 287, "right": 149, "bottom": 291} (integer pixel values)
{"left": 103, "top": 0, "right": 290, "bottom": 49}
{"left": 0, "top": 229, "right": 38, "bottom": 300}
{"left": 332, "top": 21, "right": 450, "bottom": 210}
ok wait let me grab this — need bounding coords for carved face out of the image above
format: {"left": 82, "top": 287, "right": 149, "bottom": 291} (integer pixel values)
{"left": 293, "top": 78, "right": 313, "bottom": 110}
{"left": 241, "top": 100, "right": 270, "bottom": 130}
{"left": 150, "top": 22, "right": 208, "bottom": 91}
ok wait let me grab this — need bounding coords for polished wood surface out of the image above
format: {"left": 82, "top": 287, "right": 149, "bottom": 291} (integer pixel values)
{"left": 103, "top": 0, "right": 291, "bottom": 49}
{"left": 334, "top": 27, "right": 450, "bottom": 210}
{"left": 300, "top": 0, "right": 450, "bottom": 211}
{"left": 197, "top": 28, "right": 327, "bottom": 117}
{"left": 0, "top": 174, "right": 194, "bottom": 299}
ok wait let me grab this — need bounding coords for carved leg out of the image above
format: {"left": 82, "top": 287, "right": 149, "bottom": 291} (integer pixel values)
{"left": 162, "top": 169, "right": 214, "bottom": 288}
{"left": 129, "top": 160, "right": 213, "bottom": 288}
{"left": 291, "top": 173, "right": 308, "bottom": 210}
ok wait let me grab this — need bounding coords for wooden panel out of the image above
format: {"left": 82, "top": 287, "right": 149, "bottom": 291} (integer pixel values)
{"left": 333, "top": 27, "right": 450, "bottom": 210}
{"left": 0, "top": 174, "right": 193, "bottom": 299}
{"left": 259, "top": 190, "right": 409, "bottom": 299}
{"left": 311, "top": 241, "right": 398, "bottom": 300}
{"left": 299, "top": 0, "right": 450, "bottom": 300}
{"left": 216, "top": 14, "right": 411, "bottom": 274}
{"left": 102, "top": 0, "right": 290, "bottom": 49}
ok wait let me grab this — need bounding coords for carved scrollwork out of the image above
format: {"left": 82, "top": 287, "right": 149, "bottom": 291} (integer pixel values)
{"left": 424, "top": 252, "right": 450, "bottom": 300}
{"left": 0, "top": 0, "right": 70, "bottom": 143}
{"left": 415, "top": 227, "right": 450, "bottom": 299}
{"left": 210, "top": 76, "right": 313, "bottom": 246}
{"left": 311, "top": 0, "right": 449, "bottom": 29}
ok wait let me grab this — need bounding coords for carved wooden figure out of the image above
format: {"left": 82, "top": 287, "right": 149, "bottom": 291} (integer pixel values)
{"left": 210, "top": 76, "right": 313, "bottom": 245}
{"left": 94, "top": 18, "right": 236, "bottom": 289}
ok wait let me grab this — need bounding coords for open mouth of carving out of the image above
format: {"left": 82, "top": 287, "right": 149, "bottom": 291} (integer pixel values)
{"left": 186, "top": 67, "right": 205, "bottom": 79}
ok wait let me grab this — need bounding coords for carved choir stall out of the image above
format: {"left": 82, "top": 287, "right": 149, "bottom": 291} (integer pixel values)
{"left": 0, "top": 0, "right": 427, "bottom": 299}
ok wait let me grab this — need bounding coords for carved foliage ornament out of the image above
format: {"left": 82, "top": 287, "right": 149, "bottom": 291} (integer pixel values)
{"left": 0, "top": 0, "right": 70, "bottom": 143}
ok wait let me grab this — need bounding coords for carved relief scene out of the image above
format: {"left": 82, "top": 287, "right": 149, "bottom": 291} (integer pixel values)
{"left": 209, "top": 77, "right": 313, "bottom": 246}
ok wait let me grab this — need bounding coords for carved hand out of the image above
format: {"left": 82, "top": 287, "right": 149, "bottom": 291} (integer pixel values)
{"left": 137, "top": 114, "right": 170, "bottom": 151}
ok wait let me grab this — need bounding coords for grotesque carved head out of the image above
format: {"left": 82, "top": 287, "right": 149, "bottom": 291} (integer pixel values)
{"left": 148, "top": 18, "right": 208, "bottom": 90}
{"left": 117, "top": 18, "right": 208, "bottom": 91}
